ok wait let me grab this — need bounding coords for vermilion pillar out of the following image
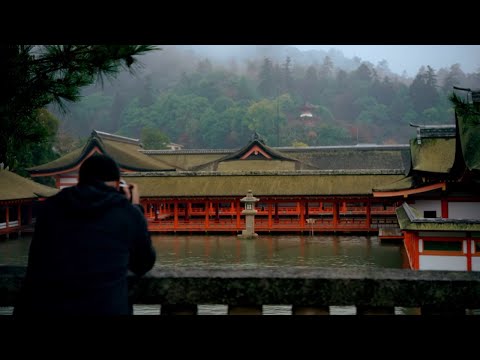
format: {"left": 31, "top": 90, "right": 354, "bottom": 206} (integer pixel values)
{"left": 268, "top": 200, "right": 272, "bottom": 229}
{"left": 332, "top": 202, "right": 338, "bottom": 228}
{"left": 185, "top": 201, "right": 190, "bottom": 223}
{"left": 205, "top": 200, "right": 210, "bottom": 230}
{"left": 236, "top": 199, "right": 241, "bottom": 229}
{"left": 441, "top": 197, "right": 448, "bottom": 218}
{"left": 173, "top": 199, "right": 179, "bottom": 229}
{"left": 299, "top": 200, "right": 305, "bottom": 229}
{"left": 366, "top": 199, "right": 371, "bottom": 228}
{"left": 467, "top": 235, "right": 472, "bottom": 272}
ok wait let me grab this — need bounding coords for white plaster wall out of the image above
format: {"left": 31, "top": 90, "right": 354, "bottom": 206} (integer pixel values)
{"left": 448, "top": 202, "right": 480, "bottom": 219}
{"left": 60, "top": 177, "right": 78, "bottom": 184}
{"left": 419, "top": 255, "right": 467, "bottom": 271}
{"left": 60, "top": 175, "right": 78, "bottom": 189}
{"left": 471, "top": 258, "right": 480, "bottom": 271}
{"left": 411, "top": 200, "right": 441, "bottom": 217}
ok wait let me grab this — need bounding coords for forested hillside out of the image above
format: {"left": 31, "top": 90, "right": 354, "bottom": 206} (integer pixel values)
{"left": 53, "top": 45, "right": 480, "bottom": 149}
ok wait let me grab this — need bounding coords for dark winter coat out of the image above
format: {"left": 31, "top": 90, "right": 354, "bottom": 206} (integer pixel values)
{"left": 13, "top": 181, "right": 156, "bottom": 316}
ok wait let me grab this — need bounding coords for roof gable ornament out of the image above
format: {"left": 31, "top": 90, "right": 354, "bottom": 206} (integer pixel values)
{"left": 251, "top": 131, "right": 266, "bottom": 145}
{"left": 240, "top": 145, "right": 272, "bottom": 160}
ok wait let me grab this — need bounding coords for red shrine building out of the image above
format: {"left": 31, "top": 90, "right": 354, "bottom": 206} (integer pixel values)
{"left": 24, "top": 91, "right": 480, "bottom": 272}
{"left": 373, "top": 91, "right": 480, "bottom": 271}
{"left": 0, "top": 167, "right": 57, "bottom": 237}
{"left": 28, "top": 130, "right": 408, "bottom": 234}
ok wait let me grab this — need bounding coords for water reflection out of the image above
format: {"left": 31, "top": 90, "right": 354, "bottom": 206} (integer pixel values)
{"left": 151, "top": 234, "right": 403, "bottom": 269}
{"left": 0, "top": 234, "right": 406, "bottom": 315}
{"left": 0, "top": 234, "right": 404, "bottom": 269}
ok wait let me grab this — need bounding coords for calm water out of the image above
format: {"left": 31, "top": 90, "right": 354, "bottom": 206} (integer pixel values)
{"left": 0, "top": 234, "right": 406, "bottom": 315}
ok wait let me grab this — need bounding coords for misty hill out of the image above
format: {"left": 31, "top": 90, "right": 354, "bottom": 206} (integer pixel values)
{"left": 51, "top": 45, "right": 480, "bottom": 150}
{"left": 172, "top": 45, "right": 374, "bottom": 76}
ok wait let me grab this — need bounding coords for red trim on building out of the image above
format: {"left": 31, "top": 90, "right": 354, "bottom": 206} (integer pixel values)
{"left": 373, "top": 182, "right": 446, "bottom": 198}
{"left": 240, "top": 145, "right": 272, "bottom": 160}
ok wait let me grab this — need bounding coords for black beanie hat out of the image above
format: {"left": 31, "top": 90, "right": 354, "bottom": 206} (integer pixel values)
{"left": 78, "top": 154, "right": 120, "bottom": 185}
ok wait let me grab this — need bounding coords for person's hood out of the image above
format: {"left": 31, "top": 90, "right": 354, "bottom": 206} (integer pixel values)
{"left": 49, "top": 181, "right": 129, "bottom": 216}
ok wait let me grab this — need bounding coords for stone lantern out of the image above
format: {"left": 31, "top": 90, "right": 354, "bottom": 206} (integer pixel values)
{"left": 239, "top": 189, "right": 260, "bottom": 238}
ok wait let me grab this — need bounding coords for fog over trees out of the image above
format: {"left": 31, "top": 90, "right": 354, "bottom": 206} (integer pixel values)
{"left": 0, "top": 45, "right": 158, "bottom": 177}
{"left": 47, "top": 44, "right": 480, "bottom": 154}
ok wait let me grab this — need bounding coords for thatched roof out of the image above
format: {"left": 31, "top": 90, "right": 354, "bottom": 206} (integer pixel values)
{"left": 410, "top": 138, "right": 456, "bottom": 173}
{"left": 396, "top": 203, "right": 480, "bottom": 231}
{"left": 101, "top": 139, "right": 177, "bottom": 171}
{"left": 144, "top": 152, "right": 229, "bottom": 170}
{"left": 0, "top": 169, "right": 58, "bottom": 201}
{"left": 28, "top": 130, "right": 175, "bottom": 175}
{"left": 27, "top": 147, "right": 83, "bottom": 173}
{"left": 456, "top": 111, "right": 480, "bottom": 172}
{"left": 123, "top": 171, "right": 405, "bottom": 197}
{"left": 216, "top": 160, "right": 298, "bottom": 172}
{"left": 142, "top": 144, "right": 411, "bottom": 173}
{"left": 373, "top": 176, "right": 414, "bottom": 192}
{"left": 278, "top": 145, "right": 410, "bottom": 172}
{"left": 191, "top": 137, "right": 301, "bottom": 171}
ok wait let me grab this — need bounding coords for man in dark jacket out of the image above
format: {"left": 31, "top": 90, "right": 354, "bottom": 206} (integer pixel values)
{"left": 13, "top": 154, "right": 156, "bottom": 315}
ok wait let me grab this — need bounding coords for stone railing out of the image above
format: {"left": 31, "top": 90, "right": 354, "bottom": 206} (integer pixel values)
{"left": 2, "top": 265, "right": 480, "bottom": 315}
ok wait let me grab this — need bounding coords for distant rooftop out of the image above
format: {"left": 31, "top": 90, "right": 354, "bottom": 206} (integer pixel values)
{"left": 277, "top": 144, "right": 410, "bottom": 152}
{"left": 93, "top": 130, "right": 140, "bottom": 146}
{"left": 409, "top": 123, "right": 456, "bottom": 144}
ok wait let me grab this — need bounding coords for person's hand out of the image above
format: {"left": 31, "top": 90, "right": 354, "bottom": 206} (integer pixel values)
{"left": 119, "top": 179, "right": 131, "bottom": 201}
{"left": 128, "top": 183, "right": 140, "bottom": 205}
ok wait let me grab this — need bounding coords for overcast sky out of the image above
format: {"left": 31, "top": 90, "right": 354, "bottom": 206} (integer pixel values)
{"left": 294, "top": 45, "right": 480, "bottom": 76}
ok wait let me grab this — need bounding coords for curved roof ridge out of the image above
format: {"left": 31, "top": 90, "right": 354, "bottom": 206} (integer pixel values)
{"left": 93, "top": 130, "right": 140, "bottom": 146}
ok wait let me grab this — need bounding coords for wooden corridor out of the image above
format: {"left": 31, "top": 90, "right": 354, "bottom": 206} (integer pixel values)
{"left": 142, "top": 198, "right": 400, "bottom": 233}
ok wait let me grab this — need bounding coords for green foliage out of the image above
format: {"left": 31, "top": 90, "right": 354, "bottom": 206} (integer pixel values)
{"left": 314, "top": 125, "right": 351, "bottom": 146}
{"left": 13, "top": 109, "right": 59, "bottom": 177}
{"left": 0, "top": 44, "right": 159, "bottom": 172}
{"left": 257, "top": 58, "right": 276, "bottom": 98}
{"left": 449, "top": 92, "right": 475, "bottom": 116}
{"left": 63, "top": 92, "right": 114, "bottom": 136}
{"left": 422, "top": 107, "right": 441, "bottom": 124}
{"left": 213, "top": 96, "right": 234, "bottom": 113}
{"left": 244, "top": 98, "right": 288, "bottom": 145}
{"left": 141, "top": 127, "right": 170, "bottom": 149}
{"left": 43, "top": 47, "right": 480, "bottom": 151}
{"left": 402, "top": 109, "right": 419, "bottom": 124}
{"left": 355, "top": 101, "right": 389, "bottom": 125}
{"left": 119, "top": 98, "right": 157, "bottom": 137}
{"left": 409, "top": 66, "right": 439, "bottom": 113}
